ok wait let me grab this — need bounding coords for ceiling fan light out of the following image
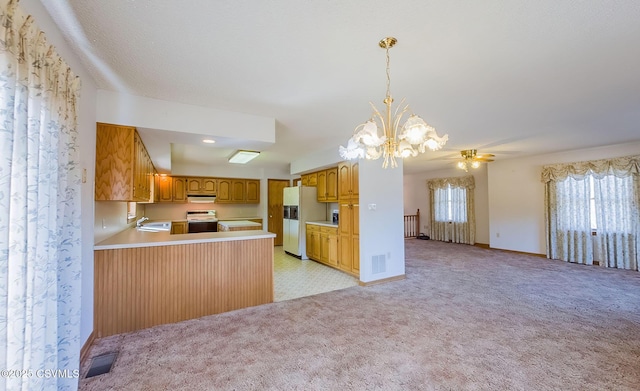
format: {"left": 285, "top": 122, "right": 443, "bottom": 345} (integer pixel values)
{"left": 471, "top": 161, "right": 480, "bottom": 169}
{"left": 457, "top": 161, "right": 467, "bottom": 170}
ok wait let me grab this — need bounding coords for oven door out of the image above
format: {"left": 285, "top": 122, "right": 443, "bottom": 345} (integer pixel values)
{"left": 187, "top": 221, "right": 218, "bottom": 233}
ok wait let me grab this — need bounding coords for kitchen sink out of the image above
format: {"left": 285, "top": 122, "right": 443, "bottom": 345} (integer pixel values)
{"left": 137, "top": 221, "right": 171, "bottom": 232}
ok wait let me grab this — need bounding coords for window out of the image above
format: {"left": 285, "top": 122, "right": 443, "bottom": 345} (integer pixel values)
{"left": 127, "top": 202, "right": 137, "bottom": 223}
{"left": 557, "top": 173, "right": 635, "bottom": 233}
{"left": 542, "top": 155, "right": 639, "bottom": 270}
{"left": 434, "top": 185, "right": 467, "bottom": 223}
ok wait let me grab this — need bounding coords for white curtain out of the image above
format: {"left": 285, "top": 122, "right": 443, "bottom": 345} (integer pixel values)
{"left": 593, "top": 174, "right": 637, "bottom": 270}
{"left": 550, "top": 177, "right": 593, "bottom": 264}
{"left": 427, "top": 175, "right": 475, "bottom": 245}
{"left": 0, "top": 1, "right": 82, "bottom": 390}
{"left": 542, "top": 155, "right": 640, "bottom": 270}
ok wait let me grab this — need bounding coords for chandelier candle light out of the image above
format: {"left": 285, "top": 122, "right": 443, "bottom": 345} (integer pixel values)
{"left": 339, "top": 37, "right": 448, "bottom": 168}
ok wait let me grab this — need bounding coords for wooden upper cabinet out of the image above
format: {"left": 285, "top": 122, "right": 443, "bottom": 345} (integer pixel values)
{"left": 338, "top": 161, "right": 358, "bottom": 201}
{"left": 95, "top": 123, "right": 155, "bottom": 202}
{"left": 231, "top": 180, "right": 245, "bottom": 202}
{"left": 316, "top": 167, "right": 337, "bottom": 202}
{"left": 172, "top": 177, "right": 187, "bottom": 202}
{"left": 157, "top": 176, "right": 173, "bottom": 202}
{"left": 186, "top": 177, "right": 217, "bottom": 195}
{"left": 245, "top": 180, "right": 260, "bottom": 203}
{"left": 338, "top": 162, "right": 351, "bottom": 200}
{"left": 325, "top": 167, "right": 338, "bottom": 202}
{"left": 350, "top": 162, "right": 359, "bottom": 199}
{"left": 307, "top": 172, "right": 318, "bottom": 186}
{"left": 317, "top": 170, "right": 327, "bottom": 201}
{"left": 217, "top": 179, "right": 231, "bottom": 202}
{"left": 216, "top": 178, "right": 259, "bottom": 204}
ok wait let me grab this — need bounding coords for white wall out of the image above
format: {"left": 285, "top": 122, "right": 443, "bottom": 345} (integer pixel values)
{"left": 403, "top": 164, "right": 490, "bottom": 245}
{"left": 359, "top": 159, "right": 405, "bottom": 283}
{"left": 96, "top": 90, "right": 275, "bottom": 143}
{"left": 21, "top": 0, "right": 98, "bottom": 351}
{"left": 290, "top": 145, "right": 343, "bottom": 175}
{"left": 488, "top": 141, "right": 640, "bottom": 254}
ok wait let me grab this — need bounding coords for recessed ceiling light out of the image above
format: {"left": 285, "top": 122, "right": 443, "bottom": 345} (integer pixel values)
{"left": 228, "top": 150, "right": 260, "bottom": 164}
{"left": 202, "top": 139, "right": 216, "bottom": 144}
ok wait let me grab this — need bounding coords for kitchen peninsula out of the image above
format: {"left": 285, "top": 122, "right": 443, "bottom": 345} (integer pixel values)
{"left": 94, "top": 228, "right": 275, "bottom": 338}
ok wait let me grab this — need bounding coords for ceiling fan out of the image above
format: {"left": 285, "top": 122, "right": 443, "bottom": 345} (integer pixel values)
{"left": 456, "top": 149, "right": 495, "bottom": 171}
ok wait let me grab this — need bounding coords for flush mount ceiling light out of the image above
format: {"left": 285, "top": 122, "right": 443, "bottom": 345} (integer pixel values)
{"left": 339, "top": 37, "right": 449, "bottom": 169}
{"left": 228, "top": 150, "right": 260, "bottom": 164}
{"left": 456, "top": 149, "right": 495, "bottom": 172}
{"left": 202, "top": 139, "right": 216, "bottom": 144}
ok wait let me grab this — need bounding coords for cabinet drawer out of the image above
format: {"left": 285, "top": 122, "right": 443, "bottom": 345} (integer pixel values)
{"left": 320, "top": 226, "right": 337, "bottom": 235}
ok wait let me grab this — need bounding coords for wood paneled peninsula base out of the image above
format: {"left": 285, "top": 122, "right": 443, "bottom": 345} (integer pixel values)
{"left": 94, "top": 229, "right": 275, "bottom": 338}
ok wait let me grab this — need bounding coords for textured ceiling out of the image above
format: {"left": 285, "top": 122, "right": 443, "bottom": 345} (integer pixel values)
{"left": 41, "top": 0, "right": 640, "bottom": 174}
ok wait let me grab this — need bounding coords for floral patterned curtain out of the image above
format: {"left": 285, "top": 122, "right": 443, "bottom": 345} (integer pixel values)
{"left": 427, "top": 175, "right": 476, "bottom": 245}
{"left": 542, "top": 155, "right": 640, "bottom": 270}
{"left": 0, "top": 0, "right": 82, "bottom": 390}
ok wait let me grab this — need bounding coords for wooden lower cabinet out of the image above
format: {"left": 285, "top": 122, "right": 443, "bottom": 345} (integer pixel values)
{"left": 322, "top": 226, "right": 339, "bottom": 267}
{"left": 306, "top": 224, "right": 320, "bottom": 260}
{"left": 306, "top": 224, "right": 339, "bottom": 269}
{"left": 94, "top": 237, "right": 274, "bottom": 338}
{"left": 170, "top": 221, "right": 187, "bottom": 234}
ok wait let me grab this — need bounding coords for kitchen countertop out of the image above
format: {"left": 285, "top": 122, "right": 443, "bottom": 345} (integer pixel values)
{"left": 218, "top": 220, "right": 262, "bottom": 228}
{"left": 95, "top": 227, "right": 275, "bottom": 250}
{"left": 306, "top": 220, "right": 338, "bottom": 228}
{"left": 218, "top": 217, "right": 262, "bottom": 221}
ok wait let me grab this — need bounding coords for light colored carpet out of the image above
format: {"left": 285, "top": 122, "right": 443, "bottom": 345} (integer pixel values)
{"left": 80, "top": 239, "right": 640, "bottom": 390}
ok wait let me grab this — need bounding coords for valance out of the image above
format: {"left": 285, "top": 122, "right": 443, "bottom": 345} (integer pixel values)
{"left": 540, "top": 155, "right": 640, "bottom": 183}
{"left": 427, "top": 175, "right": 475, "bottom": 190}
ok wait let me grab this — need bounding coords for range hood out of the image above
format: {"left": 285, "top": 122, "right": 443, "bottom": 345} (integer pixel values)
{"left": 187, "top": 195, "right": 216, "bottom": 203}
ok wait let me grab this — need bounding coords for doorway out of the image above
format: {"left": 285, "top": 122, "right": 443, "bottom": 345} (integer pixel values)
{"left": 267, "top": 179, "right": 290, "bottom": 246}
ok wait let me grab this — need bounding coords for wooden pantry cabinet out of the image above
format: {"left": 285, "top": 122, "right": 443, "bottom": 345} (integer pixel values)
{"left": 95, "top": 123, "right": 155, "bottom": 202}
{"left": 337, "top": 159, "right": 359, "bottom": 275}
{"left": 338, "top": 202, "right": 359, "bottom": 275}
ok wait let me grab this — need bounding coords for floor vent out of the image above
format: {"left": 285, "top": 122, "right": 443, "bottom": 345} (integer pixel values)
{"left": 85, "top": 352, "right": 117, "bottom": 378}
{"left": 372, "top": 254, "right": 386, "bottom": 274}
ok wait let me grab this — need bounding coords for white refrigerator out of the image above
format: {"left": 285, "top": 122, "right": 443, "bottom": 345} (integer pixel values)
{"left": 283, "top": 186, "right": 326, "bottom": 259}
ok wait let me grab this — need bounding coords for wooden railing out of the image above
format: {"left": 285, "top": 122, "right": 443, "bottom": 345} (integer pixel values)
{"left": 404, "top": 209, "right": 420, "bottom": 238}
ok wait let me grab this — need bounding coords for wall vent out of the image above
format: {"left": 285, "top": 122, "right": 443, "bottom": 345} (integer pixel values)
{"left": 372, "top": 254, "right": 386, "bottom": 274}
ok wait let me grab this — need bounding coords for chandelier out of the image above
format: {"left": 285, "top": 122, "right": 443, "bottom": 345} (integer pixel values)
{"left": 339, "top": 37, "right": 448, "bottom": 168}
{"left": 456, "top": 149, "right": 494, "bottom": 171}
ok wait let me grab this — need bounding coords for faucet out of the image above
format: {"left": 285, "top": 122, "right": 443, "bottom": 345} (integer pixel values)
{"left": 136, "top": 217, "right": 149, "bottom": 227}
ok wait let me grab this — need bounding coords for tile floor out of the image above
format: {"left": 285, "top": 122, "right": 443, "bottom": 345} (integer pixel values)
{"left": 273, "top": 246, "right": 359, "bottom": 302}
